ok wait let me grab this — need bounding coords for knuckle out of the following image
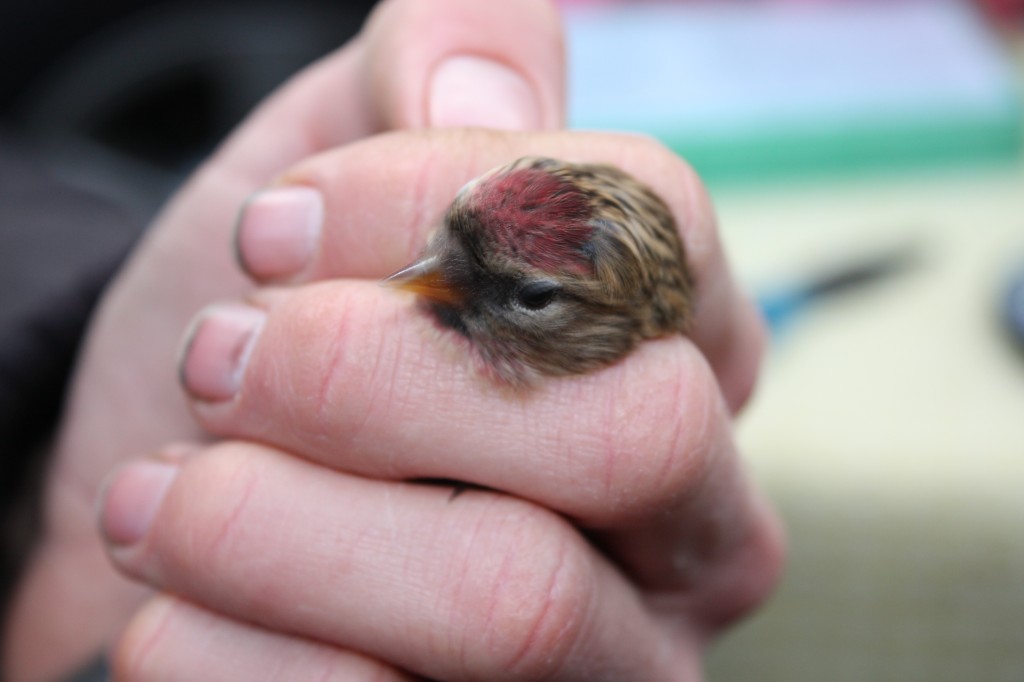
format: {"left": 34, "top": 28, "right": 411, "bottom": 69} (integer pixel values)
{"left": 460, "top": 505, "right": 594, "bottom": 678}
{"left": 617, "top": 133, "right": 694, "bottom": 184}
{"left": 693, "top": 493, "right": 788, "bottom": 631}
{"left": 162, "top": 446, "right": 262, "bottom": 574}
{"left": 590, "top": 348, "right": 721, "bottom": 522}
{"left": 629, "top": 132, "right": 679, "bottom": 165}
{"left": 291, "top": 287, "right": 366, "bottom": 426}
{"left": 256, "top": 285, "right": 389, "bottom": 443}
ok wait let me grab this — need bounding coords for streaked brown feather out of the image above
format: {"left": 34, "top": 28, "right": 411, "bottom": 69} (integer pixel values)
{"left": 406, "top": 156, "right": 695, "bottom": 385}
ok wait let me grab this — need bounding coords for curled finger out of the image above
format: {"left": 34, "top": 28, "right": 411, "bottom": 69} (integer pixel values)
{"left": 176, "top": 278, "right": 782, "bottom": 615}
{"left": 232, "top": 129, "right": 764, "bottom": 411}
{"left": 113, "top": 595, "right": 412, "bottom": 681}
{"left": 101, "top": 444, "right": 699, "bottom": 681}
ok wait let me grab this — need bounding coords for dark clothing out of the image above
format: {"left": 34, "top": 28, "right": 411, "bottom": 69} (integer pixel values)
{"left": 0, "top": 141, "right": 140, "bottom": 641}
{"left": 0, "top": 2, "right": 376, "bottom": 675}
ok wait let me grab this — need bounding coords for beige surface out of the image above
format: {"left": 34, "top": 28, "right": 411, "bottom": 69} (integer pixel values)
{"left": 704, "top": 147, "right": 1024, "bottom": 678}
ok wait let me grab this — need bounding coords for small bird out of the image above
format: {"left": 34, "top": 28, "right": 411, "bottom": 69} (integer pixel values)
{"left": 387, "top": 156, "right": 695, "bottom": 385}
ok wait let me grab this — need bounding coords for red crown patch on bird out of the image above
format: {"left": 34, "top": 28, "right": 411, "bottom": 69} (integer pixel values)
{"left": 468, "top": 166, "right": 595, "bottom": 275}
{"left": 386, "top": 156, "right": 695, "bottom": 386}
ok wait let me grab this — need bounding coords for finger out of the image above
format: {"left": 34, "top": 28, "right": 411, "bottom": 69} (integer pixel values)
{"left": 232, "top": 129, "right": 763, "bottom": 411}
{"left": 20, "top": 3, "right": 567, "bottom": 676}
{"left": 101, "top": 445, "right": 697, "bottom": 681}
{"left": 143, "top": 0, "right": 566, "bottom": 304}
{"left": 176, "top": 280, "right": 779, "bottom": 602}
{"left": 610, "top": 484, "right": 786, "bottom": 633}
{"left": 211, "top": 0, "right": 564, "bottom": 188}
{"left": 149, "top": 0, "right": 565, "bottom": 317}
{"left": 360, "top": 0, "right": 565, "bottom": 131}
{"left": 113, "top": 595, "right": 413, "bottom": 682}
{"left": 82, "top": 0, "right": 568, "bottom": 477}
{"left": 143, "top": 0, "right": 567, "bottom": 348}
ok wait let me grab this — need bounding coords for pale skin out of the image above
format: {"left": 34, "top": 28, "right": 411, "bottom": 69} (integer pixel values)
{"left": 3, "top": 1, "right": 783, "bottom": 680}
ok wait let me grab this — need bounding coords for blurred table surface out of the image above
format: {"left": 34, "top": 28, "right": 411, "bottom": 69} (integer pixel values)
{"left": 705, "top": 41, "right": 1024, "bottom": 682}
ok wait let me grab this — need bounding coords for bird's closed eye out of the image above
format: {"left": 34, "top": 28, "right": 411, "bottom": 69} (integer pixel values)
{"left": 515, "top": 281, "right": 561, "bottom": 310}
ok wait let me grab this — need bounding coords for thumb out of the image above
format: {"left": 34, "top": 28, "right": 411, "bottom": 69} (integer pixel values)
{"left": 215, "top": 0, "right": 565, "bottom": 185}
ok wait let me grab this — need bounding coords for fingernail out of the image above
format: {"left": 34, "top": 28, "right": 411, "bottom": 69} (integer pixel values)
{"left": 100, "top": 459, "right": 179, "bottom": 548}
{"left": 234, "top": 186, "right": 323, "bottom": 280}
{"left": 179, "top": 303, "right": 266, "bottom": 402}
{"left": 428, "top": 55, "right": 540, "bottom": 130}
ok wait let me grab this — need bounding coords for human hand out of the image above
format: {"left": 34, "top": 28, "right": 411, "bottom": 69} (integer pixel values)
{"left": 101, "top": 129, "right": 783, "bottom": 680}
{"left": 4, "top": 1, "right": 565, "bottom": 679}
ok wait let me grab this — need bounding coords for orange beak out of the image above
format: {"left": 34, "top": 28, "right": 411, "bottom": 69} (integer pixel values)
{"left": 384, "top": 256, "right": 463, "bottom": 306}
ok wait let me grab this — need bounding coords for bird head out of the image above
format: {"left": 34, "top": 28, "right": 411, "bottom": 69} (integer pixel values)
{"left": 386, "top": 157, "right": 687, "bottom": 384}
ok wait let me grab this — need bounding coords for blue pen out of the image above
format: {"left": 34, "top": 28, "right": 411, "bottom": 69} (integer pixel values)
{"left": 757, "top": 243, "right": 920, "bottom": 335}
{"left": 1002, "top": 260, "right": 1024, "bottom": 355}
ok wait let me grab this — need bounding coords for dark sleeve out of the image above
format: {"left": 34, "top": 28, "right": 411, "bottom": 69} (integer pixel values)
{"left": 0, "top": 137, "right": 142, "bottom": 632}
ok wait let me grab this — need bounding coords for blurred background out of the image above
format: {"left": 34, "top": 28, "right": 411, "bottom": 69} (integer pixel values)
{"left": 0, "top": 0, "right": 377, "bottom": 215}
{"left": 563, "top": 2, "right": 1024, "bottom": 680}
{"left": 3, "top": 0, "right": 1023, "bottom": 679}
{"left": 562, "top": 1, "right": 1024, "bottom": 680}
